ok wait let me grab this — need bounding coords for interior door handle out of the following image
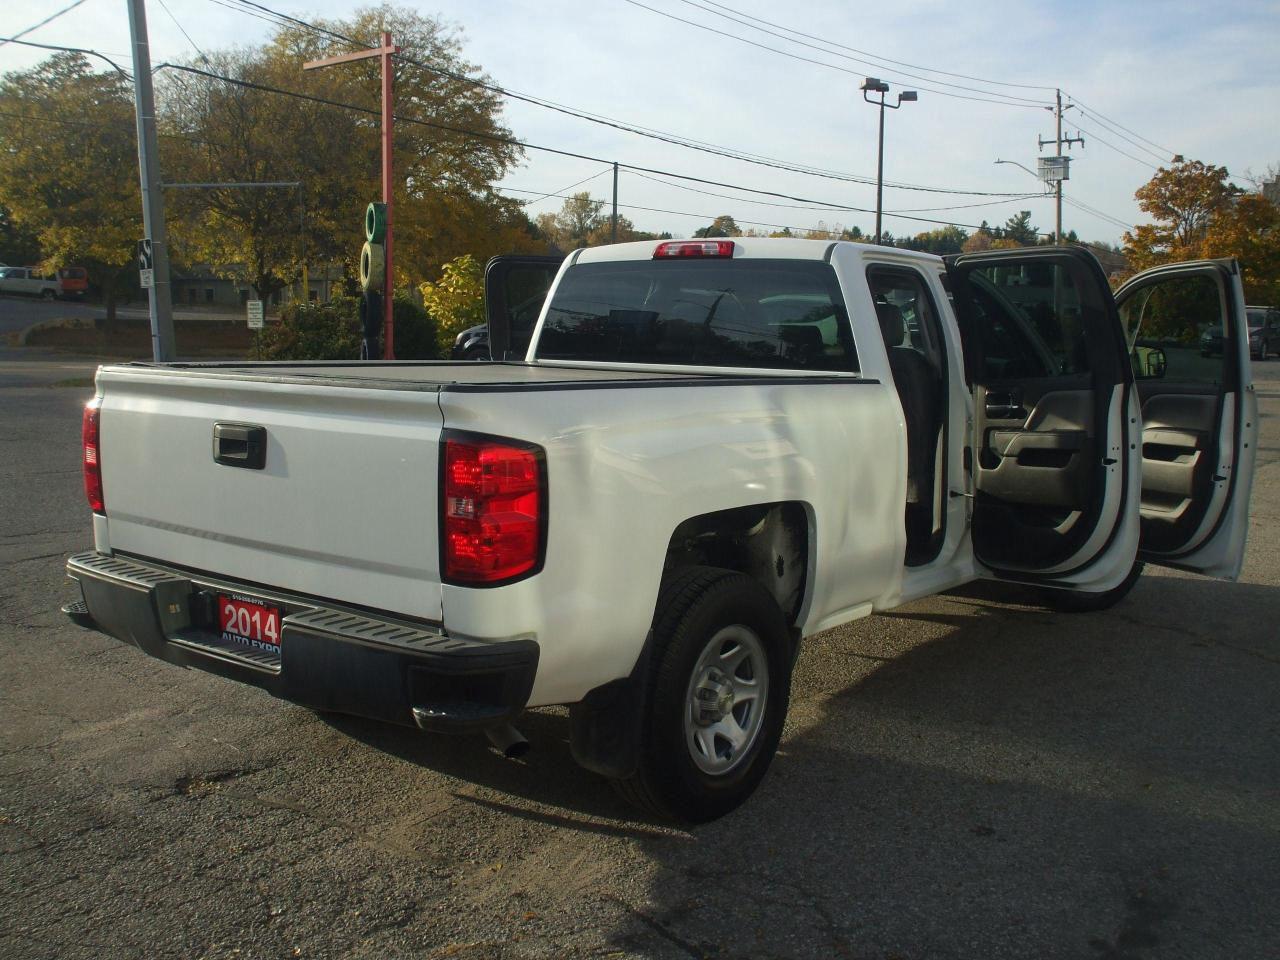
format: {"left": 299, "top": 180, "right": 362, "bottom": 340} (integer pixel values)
{"left": 985, "top": 393, "right": 1024, "bottom": 419}
{"left": 213, "top": 422, "right": 267, "bottom": 469}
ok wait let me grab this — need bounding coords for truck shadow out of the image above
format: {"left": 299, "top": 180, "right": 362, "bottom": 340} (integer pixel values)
{"left": 603, "top": 571, "right": 1280, "bottom": 957}
{"left": 322, "top": 572, "right": 1280, "bottom": 955}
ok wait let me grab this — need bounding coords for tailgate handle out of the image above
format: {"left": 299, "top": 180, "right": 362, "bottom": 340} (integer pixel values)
{"left": 213, "top": 423, "right": 267, "bottom": 469}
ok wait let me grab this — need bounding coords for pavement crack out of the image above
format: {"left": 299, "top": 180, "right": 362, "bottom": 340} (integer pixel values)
{"left": 1113, "top": 612, "right": 1280, "bottom": 665}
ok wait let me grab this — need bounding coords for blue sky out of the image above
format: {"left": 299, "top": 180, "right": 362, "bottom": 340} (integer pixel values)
{"left": 3, "top": 0, "right": 1278, "bottom": 244}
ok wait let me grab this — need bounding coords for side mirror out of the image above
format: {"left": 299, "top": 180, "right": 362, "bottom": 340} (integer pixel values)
{"left": 1132, "top": 345, "right": 1167, "bottom": 379}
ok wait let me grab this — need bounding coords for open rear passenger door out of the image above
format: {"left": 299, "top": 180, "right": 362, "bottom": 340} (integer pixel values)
{"left": 946, "top": 247, "right": 1140, "bottom": 591}
{"left": 484, "top": 255, "right": 565, "bottom": 360}
{"left": 1114, "top": 259, "right": 1258, "bottom": 578}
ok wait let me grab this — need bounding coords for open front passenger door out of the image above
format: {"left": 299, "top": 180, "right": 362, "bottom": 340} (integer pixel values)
{"left": 947, "top": 247, "right": 1140, "bottom": 592}
{"left": 1114, "top": 259, "right": 1258, "bottom": 579}
{"left": 484, "top": 255, "right": 565, "bottom": 361}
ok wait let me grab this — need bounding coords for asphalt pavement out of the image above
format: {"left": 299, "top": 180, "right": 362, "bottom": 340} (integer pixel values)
{"left": 1, "top": 349, "right": 1277, "bottom": 959}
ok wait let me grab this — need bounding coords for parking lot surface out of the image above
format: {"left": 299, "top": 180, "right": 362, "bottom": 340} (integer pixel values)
{"left": 2, "top": 352, "right": 1277, "bottom": 959}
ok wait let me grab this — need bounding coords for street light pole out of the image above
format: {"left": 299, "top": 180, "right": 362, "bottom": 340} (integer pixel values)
{"left": 860, "top": 79, "right": 916, "bottom": 245}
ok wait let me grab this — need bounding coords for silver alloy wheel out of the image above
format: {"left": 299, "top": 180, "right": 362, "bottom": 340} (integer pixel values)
{"left": 684, "top": 624, "right": 769, "bottom": 776}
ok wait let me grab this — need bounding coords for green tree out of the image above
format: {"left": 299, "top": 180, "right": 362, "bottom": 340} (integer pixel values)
{"left": 0, "top": 203, "right": 41, "bottom": 266}
{"left": 694, "top": 215, "right": 742, "bottom": 238}
{"left": 1001, "top": 210, "right": 1038, "bottom": 246}
{"left": 536, "top": 192, "right": 606, "bottom": 249}
{"left": 162, "top": 5, "right": 535, "bottom": 300}
{"left": 0, "top": 53, "right": 141, "bottom": 320}
{"left": 1123, "top": 159, "right": 1241, "bottom": 269}
{"left": 419, "top": 253, "right": 484, "bottom": 353}
{"left": 901, "top": 225, "right": 969, "bottom": 255}
{"left": 1201, "top": 194, "right": 1280, "bottom": 304}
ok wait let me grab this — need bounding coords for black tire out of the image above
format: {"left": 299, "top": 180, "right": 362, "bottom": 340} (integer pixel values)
{"left": 463, "top": 345, "right": 490, "bottom": 361}
{"left": 613, "top": 566, "right": 792, "bottom": 823}
{"left": 40, "top": 288, "right": 56, "bottom": 301}
{"left": 1039, "top": 560, "right": 1144, "bottom": 613}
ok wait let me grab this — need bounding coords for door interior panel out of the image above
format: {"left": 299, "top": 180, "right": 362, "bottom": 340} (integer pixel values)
{"left": 949, "top": 247, "right": 1128, "bottom": 576}
{"left": 1115, "top": 262, "right": 1248, "bottom": 569}
{"left": 977, "top": 388, "right": 1095, "bottom": 508}
{"left": 1136, "top": 386, "right": 1218, "bottom": 551}
{"left": 972, "top": 383, "right": 1101, "bottom": 566}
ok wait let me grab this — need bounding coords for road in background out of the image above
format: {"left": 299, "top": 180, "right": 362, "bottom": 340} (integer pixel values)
{"left": 1, "top": 356, "right": 1277, "bottom": 959}
{"left": 0, "top": 295, "right": 238, "bottom": 338}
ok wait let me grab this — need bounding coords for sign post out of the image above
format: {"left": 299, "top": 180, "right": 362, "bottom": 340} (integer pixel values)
{"left": 247, "top": 299, "right": 264, "bottom": 360}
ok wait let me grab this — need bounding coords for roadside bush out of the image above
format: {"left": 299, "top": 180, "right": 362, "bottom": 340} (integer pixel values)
{"left": 391, "top": 296, "right": 440, "bottom": 360}
{"left": 419, "top": 254, "right": 484, "bottom": 356}
{"left": 260, "top": 295, "right": 438, "bottom": 360}
{"left": 260, "top": 297, "right": 361, "bottom": 360}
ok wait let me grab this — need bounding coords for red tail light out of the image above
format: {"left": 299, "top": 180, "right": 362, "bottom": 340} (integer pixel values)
{"left": 441, "top": 432, "right": 545, "bottom": 585}
{"left": 653, "top": 240, "right": 735, "bottom": 259}
{"left": 83, "top": 399, "right": 105, "bottom": 515}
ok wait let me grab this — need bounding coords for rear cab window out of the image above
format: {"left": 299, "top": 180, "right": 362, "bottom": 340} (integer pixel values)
{"left": 535, "top": 258, "right": 859, "bottom": 372}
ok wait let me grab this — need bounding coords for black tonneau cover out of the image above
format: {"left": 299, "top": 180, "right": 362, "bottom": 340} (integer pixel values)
{"left": 114, "top": 360, "right": 865, "bottom": 393}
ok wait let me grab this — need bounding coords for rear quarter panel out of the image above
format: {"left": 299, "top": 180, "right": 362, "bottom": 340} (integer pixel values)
{"left": 439, "top": 378, "right": 905, "bottom": 707}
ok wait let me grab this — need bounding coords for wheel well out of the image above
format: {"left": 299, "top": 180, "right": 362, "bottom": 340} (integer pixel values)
{"left": 662, "top": 502, "right": 810, "bottom": 626}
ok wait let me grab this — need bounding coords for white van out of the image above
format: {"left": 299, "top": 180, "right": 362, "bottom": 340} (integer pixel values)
{"left": 0, "top": 266, "right": 61, "bottom": 300}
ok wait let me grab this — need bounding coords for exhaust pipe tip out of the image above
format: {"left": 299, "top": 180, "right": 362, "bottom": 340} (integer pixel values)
{"left": 485, "top": 723, "right": 530, "bottom": 759}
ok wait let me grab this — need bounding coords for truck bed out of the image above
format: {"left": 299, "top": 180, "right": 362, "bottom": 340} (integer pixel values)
{"left": 119, "top": 360, "right": 706, "bottom": 390}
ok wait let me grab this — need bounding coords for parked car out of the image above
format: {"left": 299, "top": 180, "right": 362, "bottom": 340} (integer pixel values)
{"left": 449, "top": 322, "right": 489, "bottom": 360}
{"left": 64, "top": 243, "right": 1257, "bottom": 822}
{"left": 1202, "top": 305, "right": 1279, "bottom": 360}
{"left": 0, "top": 266, "right": 60, "bottom": 300}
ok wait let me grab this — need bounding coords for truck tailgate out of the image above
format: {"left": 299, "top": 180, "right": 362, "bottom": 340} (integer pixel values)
{"left": 96, "top": 367, "right": 445, "bottom": 620}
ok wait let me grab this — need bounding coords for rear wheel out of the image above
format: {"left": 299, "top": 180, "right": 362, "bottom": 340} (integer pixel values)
{"left": 1039, "top": 560, "right": 1144, "bottom": 613}
{"left": 612, "top": 566, "right": 792, "bottom": 822}
{"left": 40, "top": 288, "right": 56, "bottom": 301}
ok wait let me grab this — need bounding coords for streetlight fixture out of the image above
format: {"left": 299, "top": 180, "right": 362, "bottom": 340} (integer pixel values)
{"left": 861, "top": 78, "right": 917, "bottom": 245}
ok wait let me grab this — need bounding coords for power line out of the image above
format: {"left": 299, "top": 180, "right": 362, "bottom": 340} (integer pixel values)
{"left": 500, "top": 184, "right": 1055, "bottom": 237}
{"left": 694, "top": 0, "right": 1057, "bottom": 92}
{"left": 2, "top": 36, "right": 1141, "bottom": 241}
{"left": 1070, "top": 120, "right": 1159, "bottom": 170}
{"left": 205, "top": 0, "right": 1041, "bottom": 196}
{"left": 157, "top": 61, "right": 1056, "bottom": 235}
{"left": 624, "top": 169, "right": 1047, "bottom": 214}
{"left": 0, "top": 35, "right": 132, "bottom": 79}
{"left": 670, "top": 0, "right": 1052, "bottom": 105}
{"left": 0, "top": 0, "right": 90, "bottom": 48}
{"left": 1062, "top": 91, "right": 1174, "bottom": 157}
{"left": 518, "top": 167, "right": 615, "bottom": 207}
{"left": 1062, "top": 195, "right": 1133, "bottom": 231}
{"left": 1072, "top": 108, "right": 1170, "bottom": 164}
{"left": 618, "top": 0, "right": 1051, "bottom": 109}
{"left": 155, "top": 0, "right": 210, "bottom": 64}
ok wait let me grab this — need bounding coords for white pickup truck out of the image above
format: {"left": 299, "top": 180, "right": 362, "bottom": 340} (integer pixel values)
{"left": 64, "top": 239, "right": 1258, "bottom": 821}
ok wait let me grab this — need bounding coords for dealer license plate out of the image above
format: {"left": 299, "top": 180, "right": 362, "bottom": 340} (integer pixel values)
{"left": 217, "top": 593, "right": 281, "bottom": 650}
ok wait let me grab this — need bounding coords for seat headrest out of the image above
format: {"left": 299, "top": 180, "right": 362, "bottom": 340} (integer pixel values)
{"left": 875, "top": 301, "right": 905, "bottom": 347}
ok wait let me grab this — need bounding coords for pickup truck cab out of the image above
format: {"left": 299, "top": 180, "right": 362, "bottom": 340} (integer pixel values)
{"left": 64, "top": 239, "right": 1258, "bottom": 821}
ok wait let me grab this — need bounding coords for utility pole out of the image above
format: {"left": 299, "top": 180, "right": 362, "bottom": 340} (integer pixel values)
{"left": 304, "top": 32, "right": 398, "bottom": 359}
{"left": 611, "top": 162, "right": 619, "bottom": 244}
{"left": 126, "top": 0, "right": 176, "bottom": 361}
{"left": 1039, "top": 89, "right": 1084, "bottom": 243}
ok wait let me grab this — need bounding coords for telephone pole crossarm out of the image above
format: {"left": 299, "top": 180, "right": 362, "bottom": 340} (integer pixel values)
{"left": 304, "top": 34, "right": 399, "bottom": 359}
